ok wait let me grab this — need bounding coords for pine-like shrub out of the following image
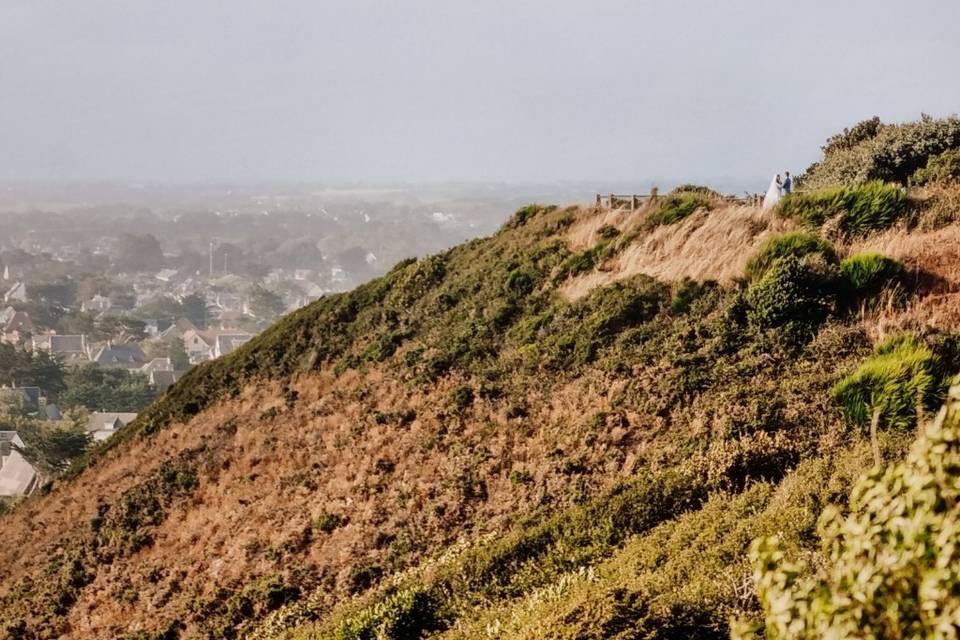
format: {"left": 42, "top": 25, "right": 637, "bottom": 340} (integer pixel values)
{"left": 831, "top": 334, "right": 943, "bottom": 431}
{"left": 744, "top": 232, "right": 837, "bottom": 282}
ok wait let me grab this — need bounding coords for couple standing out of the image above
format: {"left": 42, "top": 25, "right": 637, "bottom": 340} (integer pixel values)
{"left": 761, "top": 171, "right": 792, "bottom": 210}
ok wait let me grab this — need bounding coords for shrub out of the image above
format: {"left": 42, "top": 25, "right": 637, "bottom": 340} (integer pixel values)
{"left": 801, "top": 114, "right": 960, "bottom": 188}
{"left": 507, "top": 204, "right": 556, "bottom": 229}
{"left": 670, "top": 278, "right": 714, "bottom": 315}
{"left": 596, "top": 224, "right": 620, "bottom": 239}
{"left": 669, "top": 184, "right": 721, "bottom": 197}
{"left": 332, "top": 586, "right": 445, "bottom": 640}
{"left": 839, "top": 252, "right": 906, "bottom": 306}
{"left": 314, "top": 512, "right": 344, "bottom": 534}
{"left": 778, "top": 181, "right": 910, "bottom": 235}
{"left": 448, "top": 385, "right": 475, "bottom": 411}
{"left": 744, "top": 232, "right": 837, "bottom": 281}
{"left": 911, "top": 148, "right": 960, "bottom": 185}
{"left": 738, "top": 381, "right": 960, "bottom": 640}
{"left": 831, "top": 334, "right": 943, "bottom": 431}
{"left": 745, "top": 254, "right": 839, "bottom": 339}
{"left": 645, "top": 193, "right": 712, "bottom": 228}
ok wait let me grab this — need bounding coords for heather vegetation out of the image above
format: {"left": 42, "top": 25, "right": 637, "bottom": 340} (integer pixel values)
{"left": 3, "top": 116, "right": 960, "bottom": 639}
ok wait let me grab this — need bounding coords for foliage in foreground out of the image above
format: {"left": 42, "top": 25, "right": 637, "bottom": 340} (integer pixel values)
{"left": 740, "top": 381, "right": 960, "bottom": 640}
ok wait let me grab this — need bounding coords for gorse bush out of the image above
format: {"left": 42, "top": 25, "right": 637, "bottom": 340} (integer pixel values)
{"left": 738, "top": 382, "right": 960, "bottom": 640}
{"left": 801, "top": 114, "right": 960, "bottom": 188}
{"left": 839, "top": 252, "right": 907, "bottom": 306}
{"left": 831, "top": 334, "right": 943, "bottom": 432}
{"left": 745, "top": 254, "right": 838, "bottom": 341}
{"left": 778, "top": 181, "right": 910, "bottom": 235}
{"left": 744, "top": 232, "right": 837, "bottom": 282}
{"left": 912, "top": 147, "right": 960, "bottom": 186}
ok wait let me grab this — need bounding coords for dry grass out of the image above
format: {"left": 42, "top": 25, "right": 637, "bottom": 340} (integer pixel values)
{"left": 562, "top": 204, "right": 795, "bottom": 300}
{"left": 0, "top": 366, "right": 657, "bottom": 637}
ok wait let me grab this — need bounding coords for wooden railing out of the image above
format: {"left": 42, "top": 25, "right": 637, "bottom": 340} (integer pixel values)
{"left": 595, "top": 191, "right": 765, "bottom": 209}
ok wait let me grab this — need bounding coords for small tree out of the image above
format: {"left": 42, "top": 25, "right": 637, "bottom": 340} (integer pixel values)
{"left": 737, "top": 380, "right": 960, "bottom": 640}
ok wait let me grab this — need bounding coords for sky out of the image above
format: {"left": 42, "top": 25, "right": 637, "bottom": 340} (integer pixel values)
{"left": 2, "top": 0, "right": 959, "bottom": 187}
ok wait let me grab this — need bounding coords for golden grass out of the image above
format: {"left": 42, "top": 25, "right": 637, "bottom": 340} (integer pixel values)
{"left": 562, "top": 204, "right": 795, "bottom": 300}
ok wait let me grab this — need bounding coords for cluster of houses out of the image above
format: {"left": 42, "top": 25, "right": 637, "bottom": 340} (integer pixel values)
{"left": 0, "top": 384, "right": 139, "bottom": 497}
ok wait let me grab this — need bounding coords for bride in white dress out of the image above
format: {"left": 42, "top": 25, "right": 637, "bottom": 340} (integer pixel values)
{"left": 762, "top": 174, "right": 782, "bottom": 210}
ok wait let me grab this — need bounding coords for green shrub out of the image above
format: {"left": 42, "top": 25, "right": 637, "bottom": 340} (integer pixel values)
{"left": 333, "top": 586, "right": 445, "bottom": 640}
{"left": 507, "top": 204, "right": 557, "bottom": 229}
{"left": 739, "top": 382, "right": 960, "bottom": 640}
{"left": 745, "top": 232, "right": 837, "bottom": 281}
{"left": 645, "top": 193, "right": 712, "bottom": 228}
{"left": 778, "top": 181, "right": 910, "bottom": 235}
{"left": 839, "top": 252, "right": 907, "bottom": 305}
{"left": 448, "top": 385, "right": 475, "bottom": 411}
{"left": 669, "top": 184, "right": 721, "bottom": 197}
{"left": 801, "top": 115, "right": 960, "bottom": 188}
{"left": 596, "top": 224, "right": 620, "bottom": 239}
{"left": 912, "top": 148, "right": 960, "bottom": 185}
{"left": 831, "top": 334, "right": 943, "bottom": 431}
{"left": 314, "top": 512, "right": 344, "bottom": 534}
{"left": 670, "top": 278, "right": 715, "bottom": 315}
{"left": 745, "top": 254, "right": 839, "bottom": 339}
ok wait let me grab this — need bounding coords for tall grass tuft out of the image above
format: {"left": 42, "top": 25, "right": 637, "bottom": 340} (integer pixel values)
{"left": 839, "top": 252, "right": 907, "bottom": 307}
{"left": 831, "top": 334, "right": 942, "bottom": 431}
{"left": 778, "top": 181, "right": 910, "bottom": 235}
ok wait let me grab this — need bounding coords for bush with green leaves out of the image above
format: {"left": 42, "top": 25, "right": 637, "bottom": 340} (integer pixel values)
{"left": 778, "top": 181, "right": 910, "bottom": 235}
{"left": 745, "top": 254, "right": 839, "bottom": 339}
{"left": 839, "top": 251, "right": 907, "bottom": 305}
{"left": 912, "top": 147, "right": 960, "bottom": 186}
{"left": 801, "top": 114, "right": 960, "bottom": 188}
{"left": 737, "top": 382, "right": 960, "bottom": 640}
{"left": 645, "top": 192, "right": 713, "bottom": 228}
{"left": 744, "top": 232, "right": 837, "bottom": 282}
{"left": 831, "top": 334, "right": 944, "bottom": 432}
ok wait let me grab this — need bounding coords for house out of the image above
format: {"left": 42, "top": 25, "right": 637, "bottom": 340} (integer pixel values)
{"left": 182, "top": 328, "right": 215, "bottom": 363}
{"left": 155, "top": 268, "right": 178, "bottom": 283}
{"left": 159, "top": 317, "right": 198, "bottom": 342}
{"left": 2, "top": 310, "right": 35, "bottom": 344}
{"left": 213, "top": 333, "right": 253, "bottom": 358}
{"left": 140, "top": 357, "right": 173, "bottom": 374}
{"left": 3, "top": 282, "right": 27, "bottom": 304}
{"left": 89, "top": 342, "right": 147, "bottom": 369}
{"left": 148, "top": 370, "right": 179, "bottom": 392}
{"left": 32, "top": 334, "right": 89, "bottom": 363}
{"left": 0, "top": 432, "right": 38, "bottom": 496}
{"left": 85, "top": 412, "right": 137, "bottom": 442}
{"left": 81, "top": 294, "right": 112, "bottom": 313}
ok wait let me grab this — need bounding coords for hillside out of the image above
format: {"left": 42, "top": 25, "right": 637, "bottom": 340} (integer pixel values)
{"left": 3, "top": 116, "right": 960, "bottom": 639}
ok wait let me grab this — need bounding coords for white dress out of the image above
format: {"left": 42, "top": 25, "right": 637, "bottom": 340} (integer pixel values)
{"left": 762, "top": 175, "right": 782, "bottom": 210}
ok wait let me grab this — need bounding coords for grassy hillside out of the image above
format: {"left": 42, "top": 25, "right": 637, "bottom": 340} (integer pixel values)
{"left": 3, "top": 118, "right": 960, "bottom": 639}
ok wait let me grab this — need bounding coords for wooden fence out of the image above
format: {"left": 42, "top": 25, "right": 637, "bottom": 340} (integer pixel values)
{"left": 595, "top": 191, "right": 764, "bottom": 209}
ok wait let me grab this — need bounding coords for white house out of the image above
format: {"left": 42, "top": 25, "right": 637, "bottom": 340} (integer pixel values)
{"left": 0, "top": 432, "right": 38, "bottom": 496}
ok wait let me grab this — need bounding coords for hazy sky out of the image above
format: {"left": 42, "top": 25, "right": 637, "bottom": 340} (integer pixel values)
{"left": 2, "top": 0, "right": 959, "bottom": 186}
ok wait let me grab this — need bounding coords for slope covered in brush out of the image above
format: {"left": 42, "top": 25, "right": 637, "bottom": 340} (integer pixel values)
{"left": 3, "top": 116, "right": 960, "bottom": 639}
